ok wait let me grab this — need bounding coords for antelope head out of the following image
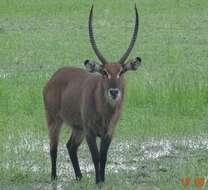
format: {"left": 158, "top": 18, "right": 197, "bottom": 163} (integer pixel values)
{"left": 84, "top": 4, "right": 142, "bottom": 104}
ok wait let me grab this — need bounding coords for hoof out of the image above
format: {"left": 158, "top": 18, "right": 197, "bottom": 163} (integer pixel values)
{"left": 96, "top": 181, "right": 104, "bottom": 188}
{"left": 51, "top": 175, "right": 57, "bottom": 181}
{"left": 76, "top": 175, "right": 83, "bottom": 181}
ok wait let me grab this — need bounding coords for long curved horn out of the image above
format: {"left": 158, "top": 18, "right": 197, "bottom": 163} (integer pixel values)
{"left": 88, "top": 5, "right": 108, "bottom": 64}
{"left": 118, "top": 4, "right": 139, "bottom": 64}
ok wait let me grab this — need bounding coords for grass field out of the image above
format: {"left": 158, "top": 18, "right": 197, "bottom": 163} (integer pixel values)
{"left": 0, "top": 0, "right": 208, "bottom": 189}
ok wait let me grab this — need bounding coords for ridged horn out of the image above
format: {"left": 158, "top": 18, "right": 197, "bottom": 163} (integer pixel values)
{"left": 88, "top": 5, "right": 108, "bottom": 64}
{"left": 118, "top": 4, "right": 139, "bottom": 64}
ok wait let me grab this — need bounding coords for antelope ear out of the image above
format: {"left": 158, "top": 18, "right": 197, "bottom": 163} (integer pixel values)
{"left": 84, "top": 60, "right": 102, "bottom": 73}
{"left": 122, "top": 57, "right": 141, "bottom": 74}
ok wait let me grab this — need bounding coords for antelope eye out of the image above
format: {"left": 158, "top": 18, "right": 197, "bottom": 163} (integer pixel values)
{"left": 119, "top": 70, "right": 124, "bottom": 76}
{"left": 101, "top": 70, "right": 112, "bottom": 79}
{"left": 119, "top": 67, "right": 125, "bottom": 76}
{"left": 101, "top": 70, "right": 108, "bottom": 76}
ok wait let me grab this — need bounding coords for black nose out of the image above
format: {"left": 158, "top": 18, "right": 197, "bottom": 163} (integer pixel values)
{"left": 109, "top": 88, "right": 119, "bottom": 99}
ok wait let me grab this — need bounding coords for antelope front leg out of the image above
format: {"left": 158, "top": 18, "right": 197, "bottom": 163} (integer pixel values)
{"left": 86, "top": 133, "right": 101, "bottom": 183}
{"left": 100, "top": 135, "right": 112, "bottom": 182}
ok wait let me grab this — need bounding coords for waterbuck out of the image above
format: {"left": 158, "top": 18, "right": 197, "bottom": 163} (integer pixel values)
{"left": 43, "top": 4, "right": 141, "bottom": 184}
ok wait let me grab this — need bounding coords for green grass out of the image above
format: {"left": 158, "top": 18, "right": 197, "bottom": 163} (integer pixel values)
{"left": 0, "top": 0, "right": 208, "bottom": 189}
